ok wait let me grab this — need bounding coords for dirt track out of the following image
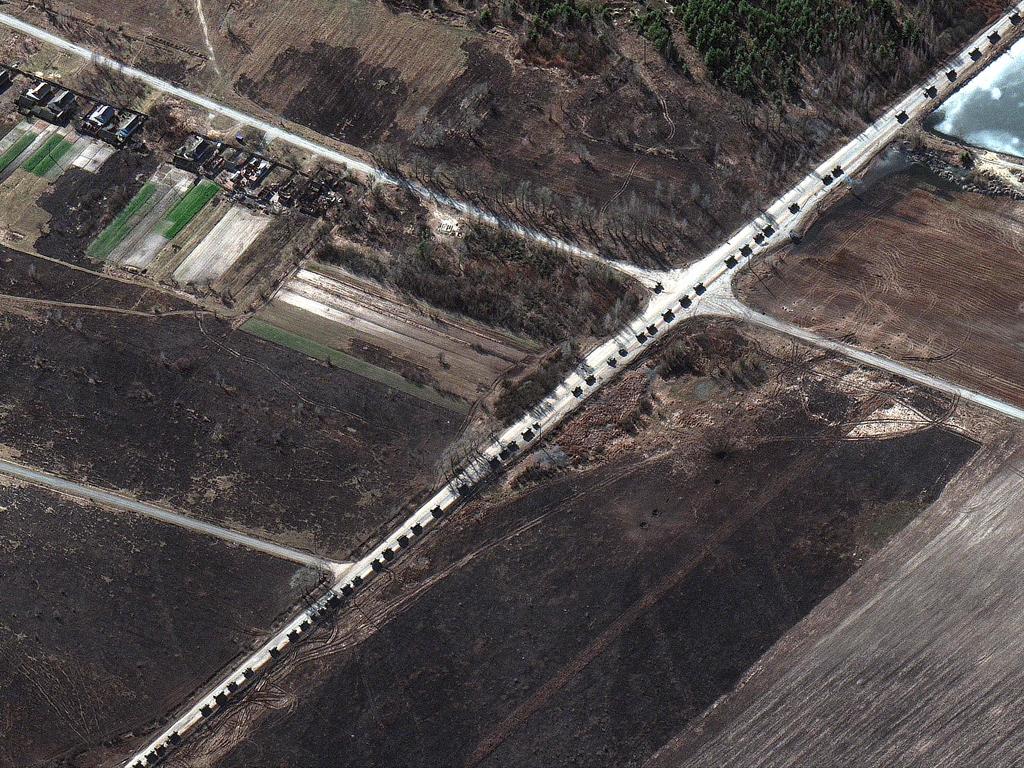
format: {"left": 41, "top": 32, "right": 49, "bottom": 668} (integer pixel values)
{"left": 162, "top": 321, "right": 981, "bottom": 768}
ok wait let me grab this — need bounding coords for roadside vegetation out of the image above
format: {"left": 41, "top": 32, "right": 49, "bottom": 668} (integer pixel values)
{"left": 319, "top": 221, "right": 642, "bottom": 344}
{"left": 494, "top": 340, "right": 579, "bottom": 422}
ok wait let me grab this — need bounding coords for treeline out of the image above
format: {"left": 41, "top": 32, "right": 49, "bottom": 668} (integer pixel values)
{"left": 318, "top": 223, "right": 644, "bottom": 344}
{"left": 675, "top": 0, "right": 959, "bottom": 101}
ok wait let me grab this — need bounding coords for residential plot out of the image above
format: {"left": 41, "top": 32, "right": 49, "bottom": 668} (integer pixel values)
{"left": 736, "top": 158, "right": 1024, "bottom": 409}
{"left": 0, "top": 478, "right": 320, "bottom": 768}
{"left": 0, "top": 248, "right": 463, "bottom": 560}
{"left": 172, "top": 205, "right": 270, "bottom": 286}
{"left": 169, "top": 321, "right": 981, "bottom": 768}
{"left": 33, "top": 148, "right": 160, "bottom": 262}
{"left": 0, "top": 118, "right": 126, "bottom": 252}
{"left": 0, "top": 119, "right": 109, "bottom": 183}
{"left": 254, "top": 263, "right": 536, "bottom": 404}
{"left": 89, "top": 164, "right": 195, "bottom": 266}
{"left": 111, "top": 169, "right": 200, "bottom": 270}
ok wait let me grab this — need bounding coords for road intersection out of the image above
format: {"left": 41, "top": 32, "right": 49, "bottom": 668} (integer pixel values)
{"left": 0, "top": 5, "right": 1020, "bottom": 767}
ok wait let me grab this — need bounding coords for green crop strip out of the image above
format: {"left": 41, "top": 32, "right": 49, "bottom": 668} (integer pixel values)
{"left": 23, "top": 135, "right": 74, "bottom": 176}
{"left": 162, "top": 180, "right": 220, "bottom": 239}
{"left": 0, "top": 132, "right": 37, "bottom": 173}
{"left": 242, "top": 318, "right": 470, "bottom": 414}
{"left": 87, "top": 183, "right": 158, "bottom": 260}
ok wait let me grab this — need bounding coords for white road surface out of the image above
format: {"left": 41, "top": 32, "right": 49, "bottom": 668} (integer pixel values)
{"left": 0, "top": 457, "right": 344, "bottom": 573}
{"left": 0, "top": 11, "right": 663, "bottom": 283}
{"left": 10, "top": 3, "right": 1016, "bottom": 765}
{"left": 702, "top": 286, "right": 1024, "bottom": 423}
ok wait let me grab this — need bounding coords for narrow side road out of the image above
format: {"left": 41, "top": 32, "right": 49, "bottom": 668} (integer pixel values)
{"left": 119, "top": 5, "right": 1024, "bottom": 766}
{"left": 0, "top": 11, "right": 662, "bottom": 284}
{"left": 0, "top": 457, "right": 347, "bottom": 574}
{"left": 701, "top": 286, "right": 1024, "bottom": 423}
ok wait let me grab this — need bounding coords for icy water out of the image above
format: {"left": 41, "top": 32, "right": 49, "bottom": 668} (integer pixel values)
{"left": 927, "top": 34, "right": 1024, "bottom": 158}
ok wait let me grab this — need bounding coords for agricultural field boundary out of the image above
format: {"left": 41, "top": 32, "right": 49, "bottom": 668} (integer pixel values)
{"left": 242, "top": 317, "right": 470, "bottom": 414}
{"left": 22, "top": 133, "right": 72, "bottom": 176}
{"left": 162, "top": 179, "right": 219, "bottom": 239}
{"left": 0, "top": 131, "right": 35, "bottom": 173}
{"left": 87, "top": 182, "right": 158, "bottom": 260}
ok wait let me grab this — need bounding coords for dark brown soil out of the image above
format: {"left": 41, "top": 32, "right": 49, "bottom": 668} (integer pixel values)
{"left": 0, "top": 480, "right": 319, "bottom": 768}
{"left": 0, "top": 255, "right": 463, "bottom": 559}
{"left": 0, "top": 246, "right": 188, "bottom": 312}
{"left": 34, "top": 149, "right": 160, "bottom": 263}
{"left": 736, "top": 162, "right": 1024, "bottom": 409}
{"left": 236, "top": 44, "right": 409, "bottom": 147}
{"left": 182, "top": 321, "right": 977, "bottom": 768}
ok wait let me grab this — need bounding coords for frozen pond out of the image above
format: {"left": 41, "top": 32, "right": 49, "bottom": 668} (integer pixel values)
{"left": 926, "top": 34, "right": 1024, "bottom": 158}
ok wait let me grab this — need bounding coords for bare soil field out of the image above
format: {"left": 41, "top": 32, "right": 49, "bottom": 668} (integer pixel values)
{"left": 0, "top": 478, "right": 319, "bottom": 768}
{"left": 737, "top": 160, "right": 1024, "bottom": 409}
{"left": 172, "top": 204, "right": 269, "bottom": 285}
{"left": 0, "top": 247, "right": 463, "bottom": 559}
{"left": 3, "top": 1, "right": 1000, "bottom": 266}
{"left": 259, "top": 263, "right": 536, "bottom": 403}
{"left": 648, "top": 430, "right": 1024, "bottom": 768}
{"left": 163, "top": 320, "right": 980, "bottom": 768}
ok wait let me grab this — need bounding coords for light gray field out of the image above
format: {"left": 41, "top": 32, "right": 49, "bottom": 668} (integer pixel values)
{"left": 172, "top": 206, "right": 269, "bottom": 285}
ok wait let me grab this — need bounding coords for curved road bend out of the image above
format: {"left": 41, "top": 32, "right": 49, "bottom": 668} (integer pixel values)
{"left": 0, "top": 457, "right": 346, "bottom": 573}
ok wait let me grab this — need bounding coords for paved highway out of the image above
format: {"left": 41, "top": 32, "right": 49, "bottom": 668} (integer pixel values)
{"left": 116, "top": 4, "right": 1024, "bottom": 765}
{"left": 0, "top": 457, "right": 345, "bottom": 573}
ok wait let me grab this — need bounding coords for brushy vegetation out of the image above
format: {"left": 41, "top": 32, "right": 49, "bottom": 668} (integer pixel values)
{"left": 456, "top": 0, "right": 971, "bottom": 100}
{"left": 494, "top": 341, "right": 579, "bottom": 422}
{"left": 87, "top": 183, "right": 157, "bottom": 260}
{"left": 162, "top": 181, "right": 220, "bottom": 239}
{"left": 319, "top": 223, "right": 643, "bottom": 344}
